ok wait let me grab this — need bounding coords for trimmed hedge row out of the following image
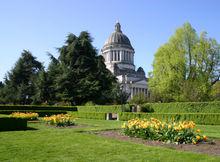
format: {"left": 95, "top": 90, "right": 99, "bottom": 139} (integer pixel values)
{"left": 0, "top": 110, "right": 67, "bottom": 117}
{"left": 0, "top": 116, "right": 27, "bottom": 131}
{"left": 0, "top": 105, "right": 77, "bottom": 111}
{"left": 142, "top": 102, "right": 220, "bottom": 113}
{"left": 69, "top": 112, "right": 106, "bottom": 120}
{"left": 77, "top": 105, "right": 122, "bottom": 113}
{"left": 118, "top": 112, "right": 220, "bottom": 125}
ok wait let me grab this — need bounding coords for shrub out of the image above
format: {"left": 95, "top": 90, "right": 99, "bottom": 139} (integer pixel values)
{"left": 77, "top": 105, "right": 122, "bottom": 113}
{"left": 0, "top": 110, "right": 67, "bottom": 117}
{"left": 0, "top": 116, "right": 27, "bottom": 131}
{"left": 122, "top": 118, "right": 207, "bottom": 144}
{"left": 69, "top": 112, "right": 106, "bottom": 120}
{"left": 118, "top": 112, "right": 220, "bottom": 125}
{"left": 141, "top": 101, "right": 220, "bottom": 113}
{"left": 42, "top": 114, "right": 75, "bottom": 127}
{"left": 0, "top": 105, "right": 77, "bottom": 111}
{"left": 10, "top": 112, "right": 39, "bottom": 120}
{"left": 140, "top": 104, "right": 154, "bottom": 113}
{"left": 121, "top": 104, "right": 131, "bottom": 112}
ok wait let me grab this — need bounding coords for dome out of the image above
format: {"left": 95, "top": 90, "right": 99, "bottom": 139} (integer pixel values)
{"left": 137, "top": 67, "right": 145, "bottom": 75}
{"left": 103, "top": 22, "right": 133, "bottom": 49}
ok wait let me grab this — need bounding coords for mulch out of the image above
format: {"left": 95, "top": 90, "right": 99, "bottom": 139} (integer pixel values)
{"left": 96, "top": 130, "right": 220, "bottom": 156}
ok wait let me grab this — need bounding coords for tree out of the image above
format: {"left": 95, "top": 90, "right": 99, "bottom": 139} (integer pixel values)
{"left": 149, "top": 23, "right": 220, "bottom": 102}
{"left": 54, "top": 32, "right": 117, "bottom": 105}
{"left": 211, "top": 81, "right": 220, "bottom": 101}
{"left": 2, "top": 50, "right": 43, "bottom": 104}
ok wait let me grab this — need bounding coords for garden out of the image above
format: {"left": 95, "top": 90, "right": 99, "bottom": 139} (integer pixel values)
{"left": 0, "top": 102, "right": 220, "bottom": 161}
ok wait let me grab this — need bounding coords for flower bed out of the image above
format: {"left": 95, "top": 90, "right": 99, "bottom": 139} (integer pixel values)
{"left": 10, "top": 112, "right": 39, "bottom": 120}
{"left": 122, "top": 118, "right": 207, "bottom": 144}
{"left": 42, "top": 114, "right": 75, "bottom": 127}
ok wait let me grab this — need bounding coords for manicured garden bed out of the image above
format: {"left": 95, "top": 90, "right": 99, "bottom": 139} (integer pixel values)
{"left": 0, "top": 119, "right": 219, "bottom": 161}
{"left": 0, "top": 115, "right": 27, "bottom": 131}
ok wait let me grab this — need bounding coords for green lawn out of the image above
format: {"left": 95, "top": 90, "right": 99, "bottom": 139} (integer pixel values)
{"left": 0, "top": 119, "right": 219, "bottom": 162}
{"left": 197, "top": 124, "right": 220, "bottom": 139}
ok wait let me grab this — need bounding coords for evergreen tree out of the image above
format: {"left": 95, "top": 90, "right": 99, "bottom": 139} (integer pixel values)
{"left": 55, "top": 32, "right": 117, "bottom": 105}
{"left": 2, "top": 50, "right": 43, "bottom": 104}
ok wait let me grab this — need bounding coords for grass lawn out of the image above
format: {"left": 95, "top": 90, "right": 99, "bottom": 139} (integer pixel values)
{"left": 0, "top": 119, "right": 219, "bottom": 162}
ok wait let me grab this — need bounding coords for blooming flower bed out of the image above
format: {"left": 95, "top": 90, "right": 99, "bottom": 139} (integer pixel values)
{"left": 11, "top": 112, "right": 39, "bottom": 120}
{"left": 42, "top": 114, "right": 75, "bottom": 127}
{"left": 122, "top": 118, "right": 207, "bottom": 144}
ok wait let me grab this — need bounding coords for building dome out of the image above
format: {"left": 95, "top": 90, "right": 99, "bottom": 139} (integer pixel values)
{"left": 103, "top": 22, "right": 133, "bottom": 50}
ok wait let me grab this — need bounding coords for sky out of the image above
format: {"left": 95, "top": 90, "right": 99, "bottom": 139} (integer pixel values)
{"left": 0, "top": 0, "right": 220, "bottom": 82}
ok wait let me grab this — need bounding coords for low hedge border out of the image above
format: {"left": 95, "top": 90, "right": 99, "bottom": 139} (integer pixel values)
{"left": 118, "top": 112, "right": 220, "bottom": 125}
{"left": 0, "top": 105, "right": 77, "bottom": 111}
{"left": 77, "top": 105, "right": 122, "bottom": 113}
{"left": 141, "top": 101, "right": 220, "bottom": 113}
{"left": 69, "top": 112, "right": 106, "bottom": 120}
{"left": 0, "top": 110, "right": 67, "bottom": 117}
{"left": 0, "top": 116, "right": 27, "bottom": 131}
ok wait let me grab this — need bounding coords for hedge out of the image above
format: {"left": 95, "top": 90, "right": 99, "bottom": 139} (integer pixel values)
{"left": 118, "top": 112, "right": 220, "bottom": 125}
{"left": 69, "top": 112, "right": 106, "bottom": 120}
{"left": 141, "top": 102, "right": 220, "bottom": 113}
{"left": 0, "top": 105, "right": 77, "bottom": 111}
{"left": 0, "top": 110, "right": 67, "bottom": 117}
{"left": 0, "top": 116, "right": 27, "bottom": 131}
{"left": 77, "top": 105, "right": 122, "bottom": 113}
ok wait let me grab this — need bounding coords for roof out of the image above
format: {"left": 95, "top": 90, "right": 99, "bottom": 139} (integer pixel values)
{"left": 103, "top": 22, "right": 133, "bottom": 50}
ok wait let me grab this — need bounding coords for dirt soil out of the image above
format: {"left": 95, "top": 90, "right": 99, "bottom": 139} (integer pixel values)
{"left": 96, "top": 130, "right": 220, "bottom": 156}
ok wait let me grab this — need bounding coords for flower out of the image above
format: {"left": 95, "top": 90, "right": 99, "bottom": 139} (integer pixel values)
{"left": 203, "top": 135, "right": 207, "bottom": 141}
{"left": 122, "top": 118, "right": 207, "bottom": 145}
{"left": 192, "top": 139, "right": 197, "bottom": 145}
{"left": 196, "top": 129, "right": 201, "bottom": 133}
{"left": 196, "top": 135, "right": 201, "bottom": 140}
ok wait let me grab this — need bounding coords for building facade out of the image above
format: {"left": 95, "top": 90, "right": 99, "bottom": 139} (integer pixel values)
{"left": 101, "top": 22, "right": 148, "bottom": 99}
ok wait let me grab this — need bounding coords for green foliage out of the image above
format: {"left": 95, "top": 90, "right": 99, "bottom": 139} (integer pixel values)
{"left": 42, "top": 114, "right": 75, "bottom": 127}
{"left": 140, "top": 104, "right": 154, "bottom": 113}
{"left": 142, "top": 101, "right": 220, "bottom": 113}
{"left": 77, "top": 105, "right": 122, "bottom": 113}
{"left": 129, "top": 93, "right": 147, "bottom": 105}
{"left": 84, "top": 101, "right": 96, "bottom": 106}
{"left": 0, "top": 105, "right": 77, "bottom": 116}
{"left": 121, "top": 104, "right": 132, "bottom": 112}
{"left": 211, "top": 81, "right": 220, "bottom": 101}
{"left": 0, "top": 50, "right": 43, "bottom": 104}
{"left": 0, "top": 116, "right": 27, "bottom": 131}
{"left": 149, "top": 22, "right": 220, "bottom": 102}
{"left": 69, "top": 112, "right": 106, "bottom": 120}
{"left": 1, "top": 119, "right": 219, "bottom": 161}
{"left": 122, "top": 118, "right": 206, "bottom": 144}
{"left": 118, "top": 112, "right": 220, "bottom": 125}
{"left": 53, "top": 32, "right": 117, "bottom": 105}
{"left": 10, "top": 112, "right": 39, "bottom": 120}
{"left": 0, "top": 105, "right": 77, "bottom": 111}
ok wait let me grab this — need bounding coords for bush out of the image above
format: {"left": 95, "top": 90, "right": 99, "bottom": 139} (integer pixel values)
{"left": 42, "top": 114, "right": 75, "bottom": 127}
{"left": 119, "top": 112, "right": 220, "bottom": 125}
{"left": 0, "top": 110, "right": 67, "bottom": 117}
{"left": 141, "top": 101, "right": 220, "bottom": 113}
{"left": 0, "top": 116, "right": 27, "bottom": 131}
{"left": 77, "top": 105, "right": 122, "bottom": 113}
{"left": 121, "top": 104, "right": 131, "bottom": 112}
{"left": 0, "top": 105, "right": 77, "bottom": 111}
{"left": 140, "top": 104, "right": 154, "bottom": 113}
{"left": 10, "top": 112, "right": 39, "bottom": 120}
{"left": 122, "top": 118, "right": 207, "bottom": 144}
{"left": 69, "top": 112, "right": 106, "bottom": 120}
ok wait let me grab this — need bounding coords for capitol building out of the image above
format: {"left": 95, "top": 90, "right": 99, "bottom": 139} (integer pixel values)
{"left": 101, "top": 22, "right": 148, "bottom": 99}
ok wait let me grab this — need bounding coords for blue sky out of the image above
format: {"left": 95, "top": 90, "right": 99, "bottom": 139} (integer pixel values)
{"left": 0, "top": 0, "right": 220, "bottom": 81}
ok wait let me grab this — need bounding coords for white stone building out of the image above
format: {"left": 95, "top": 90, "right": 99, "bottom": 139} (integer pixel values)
{"left": 101, "top": 22, "right": 148, "bottom": 99}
